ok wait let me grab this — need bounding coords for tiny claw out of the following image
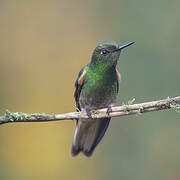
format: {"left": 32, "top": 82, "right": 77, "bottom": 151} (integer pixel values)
{"left": 85, "top": 108, "right": 92, "bottom": 118}
{"left": 107, "top": 104, "right": 114, "bottom": 115}
{"left": 76, "top": 108, "right": 80, "bottom": 112}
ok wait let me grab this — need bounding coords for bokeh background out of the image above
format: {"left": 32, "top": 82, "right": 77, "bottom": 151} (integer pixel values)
{"left": 0, "top": 0, "right": 180, "bottom": 179}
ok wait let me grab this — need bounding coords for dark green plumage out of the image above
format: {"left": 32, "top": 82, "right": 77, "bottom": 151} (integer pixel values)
{"left": 72, "top": 41, "right": 134, "bottom": 157}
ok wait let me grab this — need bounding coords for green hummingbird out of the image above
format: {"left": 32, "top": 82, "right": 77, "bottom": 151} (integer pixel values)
{"left": 72, "top": 41, "right": 134, "bottom": 157}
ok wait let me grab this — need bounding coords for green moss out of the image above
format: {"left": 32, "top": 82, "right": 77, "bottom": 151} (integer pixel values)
{"left": 7, "top": 112, "right": 29, "bottom": 121}
{"left": 19, "top": 113, "right": 30, "bottom": 120}
{"left": 128, "top": 98, "right": 136, "bottom": 105}
{"left": 8, "top": 111, "right": 15, "bottom": 122}
{"left": 31, "top": 113, "right": 47, "bottom": 118}
{"left": 6, "top": 111, "right": 48, "bottom": 122}
{"left": 170, "top": 104, "right": 180, "bottom": 113}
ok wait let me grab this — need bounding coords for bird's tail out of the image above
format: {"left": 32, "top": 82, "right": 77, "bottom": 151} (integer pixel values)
{"left": 71, "top": 117, "right": 110, "bottom": 157}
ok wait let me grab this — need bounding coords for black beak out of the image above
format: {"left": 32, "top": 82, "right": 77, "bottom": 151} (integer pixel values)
{"left": 113, "top": 41, "right": 135, "bottom": 52}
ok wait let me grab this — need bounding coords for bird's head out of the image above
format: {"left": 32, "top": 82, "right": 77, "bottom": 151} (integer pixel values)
{"left": 90, "top": 41, "right": 134, "bottom": 66}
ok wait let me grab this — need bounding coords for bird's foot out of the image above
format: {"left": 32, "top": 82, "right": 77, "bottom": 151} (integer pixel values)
{"left": 76, "top": 108, "right": 81, "bottom": 112}
{"left": 85, "top": 108, "right": 92, "bottom": 118}
{"left": 107, "top": 103, "right": 114, "bottom": 115}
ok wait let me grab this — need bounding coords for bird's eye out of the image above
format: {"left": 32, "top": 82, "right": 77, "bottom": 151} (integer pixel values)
{"left": 100, "top": 50, "right": 109, "bottom": 55}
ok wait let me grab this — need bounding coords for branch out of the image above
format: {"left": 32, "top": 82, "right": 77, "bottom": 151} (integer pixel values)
{"left": 0, "top": 96, "right": 179, "bottom": 125}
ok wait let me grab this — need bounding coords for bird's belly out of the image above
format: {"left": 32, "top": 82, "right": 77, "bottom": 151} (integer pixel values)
{"left": 80, "top": 83, "right": 117, "bottom": 110}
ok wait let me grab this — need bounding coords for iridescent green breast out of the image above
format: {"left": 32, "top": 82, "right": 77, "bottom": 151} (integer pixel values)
{"left": 79, "top": 63, "right": 118, "bottom": 109}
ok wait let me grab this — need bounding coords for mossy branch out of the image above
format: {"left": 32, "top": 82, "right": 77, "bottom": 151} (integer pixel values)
{"left": 0, "top": 96, "right": 179, "bottom": 125}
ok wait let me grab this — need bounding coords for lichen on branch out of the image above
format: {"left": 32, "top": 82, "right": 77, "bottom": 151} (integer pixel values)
{"left": 0, "top": 96, "right": 179, "bottom": 125}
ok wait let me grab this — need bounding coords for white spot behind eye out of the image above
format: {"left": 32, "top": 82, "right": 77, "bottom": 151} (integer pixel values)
{"left": 100, "top": 50, "right": 108, "bottom": 55}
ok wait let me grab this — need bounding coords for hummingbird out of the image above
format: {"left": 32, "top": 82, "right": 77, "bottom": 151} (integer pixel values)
{"left": 71, "top": 41, "right": 134, "bottom": 157}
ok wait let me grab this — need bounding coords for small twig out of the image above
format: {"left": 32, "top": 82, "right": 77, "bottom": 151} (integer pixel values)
{"left": 0, "top": 96, "right": 179, "bottom": 125}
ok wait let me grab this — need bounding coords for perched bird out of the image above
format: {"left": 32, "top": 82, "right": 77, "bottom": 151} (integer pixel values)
{"left": 72, "top": 41, "right": 134, "bottom": 157}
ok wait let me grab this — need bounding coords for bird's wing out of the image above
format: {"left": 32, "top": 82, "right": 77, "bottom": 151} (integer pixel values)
{"left": 115, "top": 68, "right": 121, "bottom": 93}
{"left": 74, "top": 65, "right": 87, "bottom": 111}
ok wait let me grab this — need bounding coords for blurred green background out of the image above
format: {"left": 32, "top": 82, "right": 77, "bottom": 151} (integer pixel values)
{"left": 0, "top": 0, "right": 180, "bottom": 179}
